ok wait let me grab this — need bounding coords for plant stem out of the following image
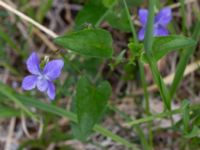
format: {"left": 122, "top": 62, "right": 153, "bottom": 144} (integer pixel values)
{"left": 122, "top": 0, "right": 150, "bottom": 116}
{"left": 122, "top": 0, "right": 138, "bottom": 43}
{"left": 180, "top": 0, "right": 187, "bottom": 34}
{"left": 95, "top": 1, "right": 116, "bottom": 28}
{"left": 138, "top": 61, "right": 154, "bottom": 148}
{"left": 122, "top": 0, "right": 153, "bottom": 149}
{"left": 144, "top": 0, "right": 155, "bottom": 54}
{"left": 138, "top": 61, "right": 150, "bottom": 114}
{"left": 126, "top": 102, "right": 200, "bottom": 126}
{"left": 142, "top": 0, "right": 175, "bottom": 143}
{"left": 144, "top": 0, "right": 171, "bottom": 110}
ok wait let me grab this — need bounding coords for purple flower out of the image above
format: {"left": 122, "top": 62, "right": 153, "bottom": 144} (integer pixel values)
{"left": 22, "top": 52, "right": 64, "bottom": 100}
{"left": 138, "top": 7, "right": 172, "bottom": 41}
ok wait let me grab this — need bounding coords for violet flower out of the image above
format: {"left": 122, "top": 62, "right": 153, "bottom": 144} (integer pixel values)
{"left": 22, "top": 52, "right": 64, "bottom": 100}
{"left": 138, "top": 7, "right": 172, "bottom": 41}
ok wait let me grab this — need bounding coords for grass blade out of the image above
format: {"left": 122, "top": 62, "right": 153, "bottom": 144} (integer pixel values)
{"left": 0, "top": 107, "right": 21, "bottom": 118}
{"left": 170, "top": 20, "right": 200, "bottom": 98}
{"left": 0, "top": 82, "right": 37, "bottom": 121}
{"left": 0, "top": 84, "right": 138, "bottom": 149}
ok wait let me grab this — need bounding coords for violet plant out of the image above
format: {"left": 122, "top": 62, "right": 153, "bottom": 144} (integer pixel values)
{"left": 0, "top": 0, "right": 199, "bottom": 150}
{"left": 22, "top": 52, "right": 64, "bottom": 100}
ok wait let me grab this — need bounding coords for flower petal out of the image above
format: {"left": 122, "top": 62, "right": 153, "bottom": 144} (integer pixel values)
{"left": 138, "top": 27, "right": 145, "bottom": 41}
{"left": 139, "top": 9, "right": 148, "bottom": 26}
{"left": 155, "top": 7, "right": 172, "bottom": 26}
{"left": 22, "top": 75, "right": 37, "bottom": 90}
{"left": 26, "top": 52, "right": 41, "bottom": 75}
{"left": 43, "top": 59, "right": 64, "bottom": 81}
{"left": 154, "top": 26, "right": 169, "bottom": 37}
{"left": 47, "top": 82, "right": 55, "bottom": 100}
{"left": 36, "top": 77, "right": 48, "bottom": 92}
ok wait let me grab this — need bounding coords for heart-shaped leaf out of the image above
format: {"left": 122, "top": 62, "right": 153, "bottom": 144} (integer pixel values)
{"left": 75, "top": 77, "right": 111, "bottom": 140}
{"left": 54, "top": 28, "right": 113, "bottom": 58}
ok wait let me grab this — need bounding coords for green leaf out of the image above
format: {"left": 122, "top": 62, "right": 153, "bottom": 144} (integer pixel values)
{"left": 142, "top": 35, "right": 197, "bottom": 62}
{"left": 74, "top": 0, "right": 107, "bottom": 29}
{"left": 0, "top": 26, "right": 20, "bottom": 53}
{"left": 105, "top": 0, "right": 143, "bottom": 32}
{"left": 146, "top": 55, "right": 171, "bottom": 110}
{"left": 75, "top": 77, "right": 111, "bottom": 140}
{"left": 71, "top": 95, "right": 83, "bottom": 140}
{"left": 36, "top": 0, "right": 53, "bottom": 23}
{"left": 0, "top": 107, "right": 21, "bottom": 118}
{"left": 125, "top": 0, "right": 144, "bottom": 6}
{"left": 181, "top": 100, "right": 190, "bottom": 134}
{"left": 106, "top": 8, "right": 131, "bottom": 32}
{"left": 102, "top": 0, "right": 116, "bottom": 7}
{"left": 128, "top": 42, "right": 143, "bottom": 58}
{"left": 169, "top": 20, "right": 200, "bottom": 98}
{"left": 184, "top": 126, "right": 200, "bottom": 139}
{"left": 54, "top": 28, "right": 113, "bottom": 58}
{"left": 149, "top": 35, "right": 196, "bottom": 61}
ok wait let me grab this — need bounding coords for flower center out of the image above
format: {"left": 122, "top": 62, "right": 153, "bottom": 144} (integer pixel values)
{"left": 38, "top": 73, "right": 49, "bottom": 81}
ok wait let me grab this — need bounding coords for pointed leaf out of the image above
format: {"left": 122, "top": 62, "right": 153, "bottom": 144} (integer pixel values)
{"left": 153, "top": 35, "right": 196, "bottom": 61}
{"left": 142, "top": 35, "right": 197, "bottom": 62}
{"left": 75, "top": 77, "right": 111, "bottom": 140}
{"left": 54, "top": 28, "right": 113, "bottom": 58}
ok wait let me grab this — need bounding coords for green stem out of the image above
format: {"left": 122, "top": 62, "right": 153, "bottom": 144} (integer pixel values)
{"left": 138, "top": 61, "right": 154, "bottom": 148}
{"left": 126, "top": 108, "right": 180, "bottom": 126}
{"left": 143, "top": 0, "right": 174, "bottom": 140}
{"left": 122, "top": 0, "right": 138, "bottom": 43}
{"left": 95, "top": 2, "right": 116, "bottom": 28}
{"left": 147, "top": 56, "right": 171, "bottom": 110}
{"left": 122, "top": 0, "right": 150, "bottom": 115}
{"left": 138, "top": 61, "right": 150, "bottom": 115}
{"left": 122, "top": 0, "right": 152, "bottom": 148}
{"left": 144, "top": 0, "right": 171, "bottom": 110}
{"left": 144, "top": 0, "right": 155, "bottom": 54}
{"left": 126, "top": 102, "right": 200, "bottom": 126}
{"left": 180, "top": 0, "right": 187, "bottom": 34}
{"left": 94, "top": 125, "right": 139, "bottom": 150}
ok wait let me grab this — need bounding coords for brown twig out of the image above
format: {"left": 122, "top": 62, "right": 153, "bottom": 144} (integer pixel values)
{"left": 0, "top": 0, "right": 58, "bottom": 38}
